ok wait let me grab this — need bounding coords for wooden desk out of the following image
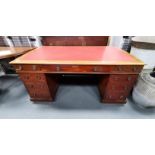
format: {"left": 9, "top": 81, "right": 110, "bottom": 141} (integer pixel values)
{"left": 10, "top": 46, "right": 144, "bottom": 104}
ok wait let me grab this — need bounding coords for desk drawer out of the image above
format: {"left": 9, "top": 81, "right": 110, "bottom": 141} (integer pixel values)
{"left": 108, "top": 74, "right": 138, "bottom": 84}
{"left": 40, "top": 65, "right": 113, "bottom": 73}
{"left": 113, "top": 65, "right": 143, "bottom": 73}
{"left": 104, "top": 92, "right": 127, "bottom": 100}
{"left": 13, "top": 64, "right": 143, "bottom": 74}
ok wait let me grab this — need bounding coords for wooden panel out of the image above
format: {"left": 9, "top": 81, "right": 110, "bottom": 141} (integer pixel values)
{"left": 13, "top": 64, "right": 143, "bottom": 74}
{"left": 19, "top": 73, "right": 59, "bottom": 101}
{"left": 99, "top": 74, "right": 138, "bottom": 103}
{"left": 41, "top": 36, "right": 109, "bottom": 46}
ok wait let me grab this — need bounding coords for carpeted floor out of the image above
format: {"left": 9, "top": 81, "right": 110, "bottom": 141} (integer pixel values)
{"left": 0, "top": 74, "right": 155, "bottom": 118}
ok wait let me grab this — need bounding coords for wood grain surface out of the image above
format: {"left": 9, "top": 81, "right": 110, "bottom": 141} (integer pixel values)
{"left": 0, "top": 47, "right": 35, "bottom": 59}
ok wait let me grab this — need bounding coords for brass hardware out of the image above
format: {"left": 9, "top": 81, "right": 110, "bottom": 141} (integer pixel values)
{"left": 36, "top": 75, "right": 41, "bottom": 80}
{"left": 56, "top": 65, "right": 60, "bottom": 71}
{"left": 128, "top": 76, "right": 132, "bottom": 81}
{"left": 108, "top": 95, "right": 112, "bottom": 99}
{"left": 120, "top": 95, "right": 124, "bottom": 99}
{"left": 16, "top": 65, "right": 22, "bottom": 71}
{"left": 32, "top": 65, "right": 36, "bottom": 71}
{"left": 117, "top": 66, "right": 122, "bottom": 71}
{"left": 71, "top": 65, "right": 79, "bottom": 68}
{"left": 93, "top": 66, "right": 97, "bottom": 72}
{"left": 124, "top": 86, "right": 128, "bottom": 90}
{"left": 93, "top": 66, "right": 101, "bottom": 72}
{"left": 133, "top": 66, "right": 137, "bottom": 71}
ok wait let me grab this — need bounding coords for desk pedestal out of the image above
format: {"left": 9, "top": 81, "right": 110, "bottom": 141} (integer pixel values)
{"left": 99, "top": 74, "right": 138, "bottom": 103}
{"left": 19, "top": 73, "right": 59, "bottom": 101}
{"left": 18, "top": 72, "right": 138, "bottom": 104}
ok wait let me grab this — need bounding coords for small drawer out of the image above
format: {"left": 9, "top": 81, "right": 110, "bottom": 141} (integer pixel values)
{"left": 40, "top": 65, "right": 58, "bottom": 72}
{"left": 40, "top": 65, "right": 114, "bottom": 73}
{"left": 104, "top": 92, "right": 126, "bottom": 100}
{"left": 19, "top": 73, "right": 46, "bottom": 82}
{"left": 106, "top": 84, "right": 130, "bottom": 92}
{"left": 26, "top": 83, "right": 47, "bottom": 90}
{"left": 19, "top": 73, "right": 32, "bottom": 82}
{"left": 59, "top": 65, "right": 93, "bottom": 73}
{"left": 114, "top": 65, "right": 142, "bottom": 73}
{"left": 109, "top": 75, "right": 138, "bottom": 83}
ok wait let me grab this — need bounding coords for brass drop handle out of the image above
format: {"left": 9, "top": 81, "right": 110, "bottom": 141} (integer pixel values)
{"left": 124, "top": 86, "right": 128, "bottom": 90}
{"left": 133, "top": 66, "right": 137, "bottom": 72}
{"left": 36, "top": 75, "right": 41, "bottom": 80}
{"left": 109, "top": 95, "right": 112, "bottom": 99}
{"left": 117, "top": 66, "right": 122, "bottom": 71}
{"left": 128, "top": 76, "right": 132, "bottom": 81}
{"left": 93, "top": 66, "right": 97, "bottom": 72}
{"left": 56, "top": 65, "right": 60, "bottom": 71}
{"left": 120, "top": 95, "right": 124, "bottom": 99}
{"left": 93, "top": 66, "right": 101, "bottom": 72}
{"left": 32, "top": 65, "right": 36, "bottom": 71}
{"left": 16, "top": 65, "right": 22, "bottom": 71}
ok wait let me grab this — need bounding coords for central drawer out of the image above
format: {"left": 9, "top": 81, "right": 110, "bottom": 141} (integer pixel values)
{"left": 40, "top": 65, "right": 113, "bottom": 73}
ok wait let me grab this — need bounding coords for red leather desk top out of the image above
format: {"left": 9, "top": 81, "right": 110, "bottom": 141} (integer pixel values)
{"left": 10, "top": 46, "right": 144, "bottom": 65}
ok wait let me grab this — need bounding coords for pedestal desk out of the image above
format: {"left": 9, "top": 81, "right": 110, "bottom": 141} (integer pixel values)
{"left": 10, "top": 46, "right": 144, "bottom": 104}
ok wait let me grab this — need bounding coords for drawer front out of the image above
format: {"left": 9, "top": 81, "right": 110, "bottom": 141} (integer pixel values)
{"left": 40, "top": 65, "right": 113, "bottom": 73}
{"left": 104, "top": 92, "right": 127, "bottom": 100}
{"left": 106, "top": 84, "right": 131, "bottom": 92}
{"left": 108, "top": 74, "right": 138, "bottom": 84}
{"left": 13, "top": 64, "right": 143, "bottom": 73}
{"left": 113, "top": 65, "right": 143, "bottom": 73}
{"left": 19, "top": 73, "right": 46, "bottom": 83}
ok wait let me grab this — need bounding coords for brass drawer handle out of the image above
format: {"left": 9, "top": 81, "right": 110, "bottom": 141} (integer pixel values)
{"left": 16, "top": 65, "right": 22, "bottom": 71}
{"left": 106, "top": 95, "right": 112, "bottom": 99}
{"left": 128, "top": 76, "right": 132, "bottom": 81}
{"left": 133, "top": 66, "right": 137, "bottom": 72}
{"left": 124, "top": 86, "right": 128, "bottom": 90}
{"left": 93, "top": 66, "right": 101, "bottom": 72}
{"left": 117, "top": 66, "right": 122, "bottom": 71}
{"left": 93, "top": 66, "right": 97, "bottom": 72}
{"left": 120, "top": 95, "right": 124, "bottom": 99}
{"left": 32, "top": 65, "right": 36, "bottom": 71}
{"left": 36, "top": 75, "right": 41, "bottom": 80}
{"left": 56, "top": 65, "right": 60, "bottom": 71}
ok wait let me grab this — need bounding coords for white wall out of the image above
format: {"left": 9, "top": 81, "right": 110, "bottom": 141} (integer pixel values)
{"left": 109, "top": 36, "right": 123, "bottom": 48}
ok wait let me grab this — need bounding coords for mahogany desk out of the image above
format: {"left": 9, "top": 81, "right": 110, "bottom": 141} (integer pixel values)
{"left": 10, "top": 46, "right": 144, "bottom": 104}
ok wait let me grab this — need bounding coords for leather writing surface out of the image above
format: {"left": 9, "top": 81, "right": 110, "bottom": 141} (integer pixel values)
{"left": 20, "top": 46, "right": 138, "bottom": 63}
